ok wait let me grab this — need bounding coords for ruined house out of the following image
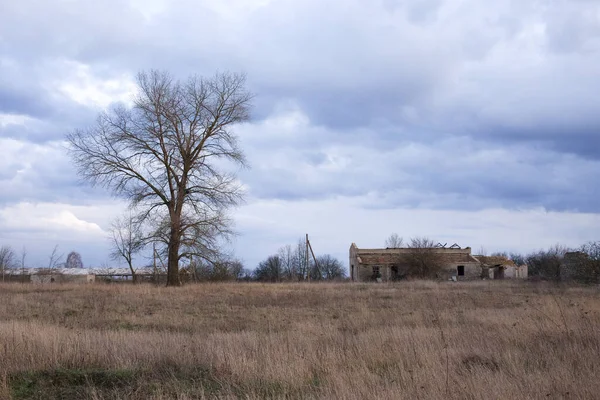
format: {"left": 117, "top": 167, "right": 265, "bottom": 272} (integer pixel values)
{"left": 349, "top": 243, "right": 481, "bottom": 282}
{"left": 476, "top": 256, "right": 528, "bottom": 280}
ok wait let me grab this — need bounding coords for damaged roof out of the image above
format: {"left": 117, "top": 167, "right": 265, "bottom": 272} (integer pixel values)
{"left": 474, "top": 256, "right": 516, "bottom": 267}
{"left": 356, "top": 250, "right": 480, "bottom": 265}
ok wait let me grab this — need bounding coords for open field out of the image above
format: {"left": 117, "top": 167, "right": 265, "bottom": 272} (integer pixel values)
{"left": 1, "top": 281, "right": 599, "bottom": 399}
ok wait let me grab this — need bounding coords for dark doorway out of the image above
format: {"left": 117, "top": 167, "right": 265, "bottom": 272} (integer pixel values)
{"left": 351, "top": 265, "right": 354, "bottom": 281}
{"left": 391, "top": 266, "right": 399, "bottom": 280}
{"left": 457, "top": 266, "right": 465, "bottom": 276}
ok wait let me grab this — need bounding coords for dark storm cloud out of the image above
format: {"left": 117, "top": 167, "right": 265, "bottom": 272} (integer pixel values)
{"left": 0, "top": 87, "right": 53, "bottom": 118}
{"left": 239, "top": 115, "right": 600, "bottom": 212}
{"left": 0, "top": 0, "right": 599, "bottom": 215}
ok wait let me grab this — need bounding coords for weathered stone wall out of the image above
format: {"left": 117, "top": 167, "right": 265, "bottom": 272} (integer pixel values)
{"left": 31, "top": 274, "right": 95, "bottom": 284}
{"left": 437, "top": 264, "right": 482, "bottom": 281}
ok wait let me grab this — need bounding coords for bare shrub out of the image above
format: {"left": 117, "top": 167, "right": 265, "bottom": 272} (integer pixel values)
{"left": 405, "top": 237, "right": 446, "bottom": 278}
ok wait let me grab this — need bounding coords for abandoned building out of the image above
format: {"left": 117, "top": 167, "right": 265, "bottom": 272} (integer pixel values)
{"left": 477, "top": 256, "right": 528, "bottom": 280}
{"left": 0, "top": 267, "right": 164, "bottom": 284}
{"left": 349, "top": 243, "right": 527, "bottom": 282}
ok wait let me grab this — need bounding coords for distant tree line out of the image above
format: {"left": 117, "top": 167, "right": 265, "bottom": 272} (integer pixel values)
{"left": 180, "top": 258, "right": 250, "bottom": 282}
{"left": 491, "top": 241, "right": 600, "bottom": 283}
{"left": 254, "top": 238, "right": 346, "bottom": 282}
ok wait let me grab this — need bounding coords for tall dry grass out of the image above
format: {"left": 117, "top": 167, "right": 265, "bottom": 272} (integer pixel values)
{"left": 0, "top": 280, "right": 599, "bottom": 399}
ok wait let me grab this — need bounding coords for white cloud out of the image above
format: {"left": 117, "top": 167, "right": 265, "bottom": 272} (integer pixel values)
{"left": 0, "top": 202, "right": 117, "bottom": 238}
{"left": 0, "top": 113, "right": 32, "bottom": 128}
{"left": 56, "top": 61, "right": 137, "bottom": 109}
{"left": 0, "top": 201, "right": 128, "bottom": 267}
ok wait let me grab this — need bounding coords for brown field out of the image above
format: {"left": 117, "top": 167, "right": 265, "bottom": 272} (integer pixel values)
{"left": 0, "top": 281, "right": 599, "bottom": 399}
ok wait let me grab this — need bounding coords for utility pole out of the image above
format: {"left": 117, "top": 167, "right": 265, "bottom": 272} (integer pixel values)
{"left": 305, "top": 234, "right": 309, "bottom": 281}
{"left": 306, "top": 235, "right": 320, "bottom": 280}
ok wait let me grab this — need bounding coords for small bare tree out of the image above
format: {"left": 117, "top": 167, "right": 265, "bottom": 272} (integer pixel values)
{"left": 572, "top": 241, "right": 600, "bottom": 283}
{"left": 47, "top": 245, "right": 64, "bottom": 269}
{"left": 65, "top": 251, "right": 84, "bottom": 269}
{"left": 110, "top": 214, "right": 146, "bottom": 282}
{"left": 254, "top": 255, "right": 283, "bottom": 282}
{"left": 295, "top": 238, "right": 309, "bottom": 280}
{"left": 68, "top": 70, "right": 252, "bottom": 286}
{"left": 311, "top": 254, "right": 346, "bottom": 280}
{"left": 405, "top": 237, "right": 445, "bottom": 278}
{"left": 20, "top": 246, "right": 27, "bottom": 272}
{"left": 279, "top": 245, "right": 299, "bottom": 281}
{"left": 526, "top": 244, "right": 569, "bottom": 282}
{"left": 0, "top": 245, "right": 16, "bottom": 282}
{"left": 385, "top": 233, "right": 404, "bottom": 248}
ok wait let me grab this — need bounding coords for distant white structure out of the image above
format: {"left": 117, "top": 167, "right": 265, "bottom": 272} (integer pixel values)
{"left": 2, "top": 266, "right": 163, "bottom": 284}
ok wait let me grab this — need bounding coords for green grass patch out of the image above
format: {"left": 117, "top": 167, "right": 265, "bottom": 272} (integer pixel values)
{"left": 10, "top": 368, "right": 138, "bottom": 399}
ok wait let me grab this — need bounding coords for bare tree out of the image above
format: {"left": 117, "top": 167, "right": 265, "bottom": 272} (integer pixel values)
{"left": 509, "top": 252, "right": 526, "bottom": 266}
{"left": 580, "top": 241, "right": 600, "bottom": 261}
{"left": 65, "top": 251, "right": 84, "bottom": 269}
{"left": 47, "top": 245, "right": 64, "bottom": 269}
{"left": 526, "top": 244, "right": 570, "bottom": 282}
{"left": 148, "top": 207, "right": 233, "bottom": 271}
{"left": 572, "top": 241, "right": 600, "bottom": 283}
{"left": 405, "top": 237, "right": 445, "bottom": 278}
{"left": 0, "top": 245, "right": 16, "bottom": 282}
{"left": 254, "top": 255, "right": 283, "bottom": 282}
{"left": 68, "top": 70, "right": 252, "bottom": 286}
{"left": 295, "top": 238, "right": 309, "bottom": 280}
{"left": 385, "top": 233, "right": 404, "bottom": 249}
{"left": 20, "top": 246, "right": 27, "bottom": 275}
{"left": 311, "top": 254, "right": 346, "bottom": 280}
{"left": 279, "top": 245, "right": 299, "bottom": 281}
{"left": 109, "top": 214, "right": 145, "bottom": 281}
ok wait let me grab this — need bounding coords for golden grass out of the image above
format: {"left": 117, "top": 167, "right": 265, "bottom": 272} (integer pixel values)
{"left": 0, "top": 280, "right": 599, "bottom": 399}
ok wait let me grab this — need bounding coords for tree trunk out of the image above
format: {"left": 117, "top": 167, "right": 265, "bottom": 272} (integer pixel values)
{"left": 127, "top": 260, "right": 138, "bottom": 284}
{"left": 166, "top": 223, "right": 181, "bottom": 287}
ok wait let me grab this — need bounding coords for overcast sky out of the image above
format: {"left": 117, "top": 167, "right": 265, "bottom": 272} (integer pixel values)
{"left": 1, "top": 0, "right": 599, "bottom": 270}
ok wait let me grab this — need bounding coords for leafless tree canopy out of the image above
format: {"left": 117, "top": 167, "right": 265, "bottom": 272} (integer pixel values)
{"left": 568, "top": 241, "right": 600, "bottom": 283}
{"left": 525, "top": 244, "right": 570, "bottom": 281}
{"left": 65, "top": 251, "right": 84, "bottom": 269}
{"left": 385, "top": 233, "right": 404, "bottom": 249}
{"left": 110, "top": 214, "right": 146, "bottom": 279}
{"left": 405, "top": 237, "right": 445, "bottom": 278}
{"left": 310, "top": 254, "right": 346, "bottom": 280}
{"left": 0, "top": 246, "right": 16, "bottom": 277}
{"left": 68, "top": 70, "right": 252, "bottom": 286}
{"left": 47, "top": 245, "right": 64, "bottom": 269}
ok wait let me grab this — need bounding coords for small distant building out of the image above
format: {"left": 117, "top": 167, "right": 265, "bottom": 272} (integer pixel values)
{"left": 349, "top": 243, "right": 481, "bottom": 282}
{"left": 349, "top": 244, "right": 529, "bottom": 282}
{"left": 476, "top": 256, "right": 528, "bottom": 280}
{"left": 1, "top": 267, "right": 156, "bottom": 284}
{"left": 2, "top": 268, "right": 96, "bottom": 284}
{"left": 30, "top": 270, "right": 96, "bottom": 284}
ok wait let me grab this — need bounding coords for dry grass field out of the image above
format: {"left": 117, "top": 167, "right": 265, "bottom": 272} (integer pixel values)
{"left": 0, "top": 280, "right": 599, "bottom": 399}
